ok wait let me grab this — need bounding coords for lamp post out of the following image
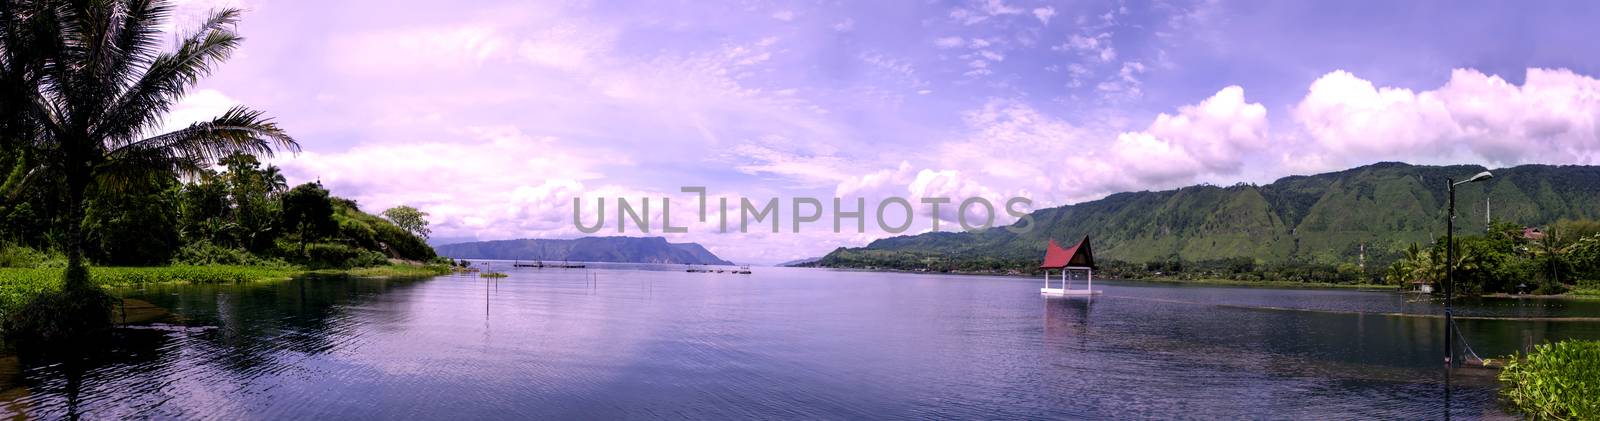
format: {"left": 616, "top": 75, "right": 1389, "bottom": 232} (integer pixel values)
{"left": 1445, "top": 170, "right": 1493, "bottom": 368}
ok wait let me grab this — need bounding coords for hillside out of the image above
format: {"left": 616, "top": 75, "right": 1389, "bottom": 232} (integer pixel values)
{"left": 813, "top": 162, "right": 1600, "bottom": 271}
{"left": 436, "top": 236, "right": 734, "bottom": 265}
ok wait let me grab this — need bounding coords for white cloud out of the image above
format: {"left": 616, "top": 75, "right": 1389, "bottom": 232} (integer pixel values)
{"left": 274, "top": 126, "right": 616, "bottom": 239}
{"left": 516, "top": 24, "right": 616, "bottom": 70}
{"left": 833, "top": 18, "right": 855, "bottom": 32}
{"left": 1290, "top": 68, "right": 1600, "bottom": 169}
{"left": 834, "top": 86, "right": 1270, "bottom": 215}
{"left": 771, "top": 10, "right": 795, "bottom": 21}
{"left": 1110, "top": 85, "right": 1269, "bottom": 183}
{"left": 1054, "top": 32, "right": 1116, "bottom": 62}
{"left": 979, "top": 0, "right": 1024, "bottom": 16}
{"left": 329, "top": 24, "right": 508, "bottom": 75}
{"left": 1095, "top": 61, "right": 1146, "bottom": 99}
{"left": 934, "top": 36, "right": 966, "bottom": 48}
{"left": 158, "top": 89, "right": 240, "bottom": 135}
{"left": 1033, "top": 7, "right": 1056, "bottom": 25}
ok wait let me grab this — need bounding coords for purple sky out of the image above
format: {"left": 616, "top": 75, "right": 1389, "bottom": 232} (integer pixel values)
{"left": 167, "top": 0, "right": 1600, "bottom": 264}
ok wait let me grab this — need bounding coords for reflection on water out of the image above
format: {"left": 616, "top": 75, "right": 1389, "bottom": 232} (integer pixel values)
{"left": 0, "top": 264, "right": 1596, "bottom": 419}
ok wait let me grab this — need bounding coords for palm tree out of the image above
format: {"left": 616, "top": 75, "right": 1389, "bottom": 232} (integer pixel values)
{"left": 262, "top": 164, "right": 288, "bottom": 194}
{"left": 0, "top": 0, "right": 297, "bottom": 292}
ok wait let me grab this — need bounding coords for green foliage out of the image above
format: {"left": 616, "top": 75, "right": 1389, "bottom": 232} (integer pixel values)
{"left": 82, "top": 175, "right": 183, "bottom": 265}
{"left": 171, "top": 241, "right": 286, "bottom": 267}
{"left": 218, "top": 154, "right": 283, "bottom": 252}
{"left": 382, "top": 205, "right": 431, "bottom": 240}
{"left": 304, "top": 243, "right": 389, "bottom": 269}
{"left": 1, "top": 1, "right": 298, "bottom": 294}
{"left": 2, "top": 285, "right": 114, "bottom": 343}
{"left": 332, "top": 264, "right": 452, "bottom": 278}
{"left": 0, "top": 243, "right": 52, "bottom": 268}
{"left": 332, "top": 199, "right": 437, "bottom": 262}
{"left": 1498, "top": 340, "right": 1600, "bottom": 420}
{"left": 816, "top": 163, "right": 1600, "bottom": 290}
{"left": 283, "top": 182, "right": 339, "bottom": 255}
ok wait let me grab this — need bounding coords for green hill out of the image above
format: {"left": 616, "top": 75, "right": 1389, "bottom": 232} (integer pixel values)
{"left": 812, "top": 162, "right": 1600, "bottom": 272}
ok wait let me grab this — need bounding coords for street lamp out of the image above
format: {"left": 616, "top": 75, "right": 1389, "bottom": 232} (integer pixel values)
{"left": 1445, "top": 170, "right": 1492, "bottom": 368}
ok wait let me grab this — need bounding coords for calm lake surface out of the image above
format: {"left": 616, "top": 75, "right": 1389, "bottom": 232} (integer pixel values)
{"left": 4, "top": 263, "right": 1599, "bottom": 419}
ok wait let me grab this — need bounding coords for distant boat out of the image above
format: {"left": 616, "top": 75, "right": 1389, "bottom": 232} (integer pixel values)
{"left": 732, "top": 266, "right": 752, "bottom": 275}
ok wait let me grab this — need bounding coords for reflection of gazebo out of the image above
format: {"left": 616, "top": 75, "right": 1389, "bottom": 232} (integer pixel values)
{"left": 1040, "top": 237, "right": 1098, "bottom": 296}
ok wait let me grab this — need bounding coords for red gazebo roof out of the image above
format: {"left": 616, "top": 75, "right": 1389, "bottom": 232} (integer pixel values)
{"left": 1039, "top": 236, "right": 1095, "bottom": 269}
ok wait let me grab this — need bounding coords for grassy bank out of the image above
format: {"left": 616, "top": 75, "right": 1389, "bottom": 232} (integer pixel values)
{"left": 821, "top": 267, "right": 1401, "bottom": 290}
{"left": 0, "top": 263, "right": 451, "bottom": 325}
{"left": 1572, "top": 280, "right": 1600, "bottom": 298}
{"left": 1499, "top": 339, "right": 1600, "bottom": 419}
{"left": 1126, "top": 277, "right": 1400, "bottom": 290}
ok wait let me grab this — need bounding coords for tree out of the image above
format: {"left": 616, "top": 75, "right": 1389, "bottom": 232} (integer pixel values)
{"left": 282, "top": 182, "right": 335, "bottom": 256}
{"left": 220, "top": 153, "right": 277, "bottom": 251}
{"left": 261, "top": 164, "right": 287, "bottom": 194}
{"left": 0, "top": 1, "right": 297, "bottom": 294}
{"left": 82, "top": 173, "right": 181, "bottom": 265}
{"left": 381, "top": 205, "right": 430, "bottom": 240}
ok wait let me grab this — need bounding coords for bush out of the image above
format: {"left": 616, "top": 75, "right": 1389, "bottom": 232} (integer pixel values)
{"left": 2, "top": 285, "right": 115, "bottom": 344}
{"left": 1574, "top": 280, "right": 1600, "bottom": 297}
{"left": 0, "top": 244, "right": 50, "bottom": 268}
{"left": 1499, "top": 340, "right": 1600, "bottom": 419}
{"left": 304, "top": 243, "right": 387, "bottom": 269}
{"left": 172, "top": 241, "right": 281, "bottom": 266}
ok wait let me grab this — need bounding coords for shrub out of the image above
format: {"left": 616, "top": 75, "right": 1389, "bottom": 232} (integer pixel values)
{"left": 1574, "top": 280, "right": 1600, "bottom": 297}
{"left": 1499, "top": 340, "right": 1600, "bottom": 419}
{"left": 304, "top": 243, "right": 387, "bottom": 269}
{"left": 2, "top": 285, "right": 115, "bottom": 344}
{"left": 172, "top": 241, "right": 280, "bottom": 266}
{"left": 0, "top": 244, "right": 49, "bottom": 268}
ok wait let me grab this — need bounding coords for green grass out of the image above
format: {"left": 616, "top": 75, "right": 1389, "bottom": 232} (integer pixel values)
{"left": 1572, "top": 280, "right": 1600, "bottom": 298}
{"left": 1128, "top": 277, "right": 1400, "bottom": 290}
{"left": 306, "top": 263, "right": 452, "bottom": 278}
{"left": 0, "top": 263, "right": 451, "bottom": 328}
{"left": 1499, "top": 340, "right": 1600, "bottom": 419}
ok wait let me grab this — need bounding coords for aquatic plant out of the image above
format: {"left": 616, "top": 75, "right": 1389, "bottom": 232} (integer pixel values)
{"left": 480, "top": 272, "right": 508, "bottom": 278}
{"left": 1498, "top": 339, "right": 1600, "bottom": 419}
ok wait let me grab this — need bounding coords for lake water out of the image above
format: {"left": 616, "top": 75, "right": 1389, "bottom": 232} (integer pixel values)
{"left": 3, "top": 264, "right": 1598, "bottom": 419}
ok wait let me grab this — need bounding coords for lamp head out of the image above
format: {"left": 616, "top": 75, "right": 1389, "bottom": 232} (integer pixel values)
{"left": 1453, "top": 171, "right": 1494, "bottom": 186}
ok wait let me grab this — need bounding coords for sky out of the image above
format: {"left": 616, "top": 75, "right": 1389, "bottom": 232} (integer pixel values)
{"left": 164, "top": 0, "right": 1600, "bottom": 264}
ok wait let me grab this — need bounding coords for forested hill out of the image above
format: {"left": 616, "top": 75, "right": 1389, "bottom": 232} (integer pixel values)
{"left": 813, "top": 162, "right": 1600, "bottom": 270}
{"left": 435, "top": 236, "right": 734, "bottom": 265}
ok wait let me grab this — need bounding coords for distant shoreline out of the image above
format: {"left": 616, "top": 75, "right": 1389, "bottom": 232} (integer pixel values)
{"left": 803, "top": 265, "right": 1401, "bottom": 291}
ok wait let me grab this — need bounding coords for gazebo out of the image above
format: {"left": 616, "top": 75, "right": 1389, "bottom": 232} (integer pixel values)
{"left": 1040, "top": 236, "right": 1098, "bottom": 296}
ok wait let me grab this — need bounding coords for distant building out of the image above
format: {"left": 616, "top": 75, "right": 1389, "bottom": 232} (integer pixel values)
{"left": 1523, "top": 227, "right": 1546, "bottom": 241}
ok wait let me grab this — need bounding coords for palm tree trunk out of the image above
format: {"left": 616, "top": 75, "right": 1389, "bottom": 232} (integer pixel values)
{"left": 63, "top": 170, "right": 90, "bottom": 290}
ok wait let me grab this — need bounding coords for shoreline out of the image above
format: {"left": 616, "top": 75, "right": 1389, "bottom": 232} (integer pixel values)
{"left": 805, "top": 266, "right": 1400, "bottom": 291}
{"left": 0, "top": 264, "right": 452, "bottom": 317}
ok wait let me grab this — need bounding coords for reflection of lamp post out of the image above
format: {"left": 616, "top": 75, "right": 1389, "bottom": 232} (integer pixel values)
{"left": 1445, "top": 171, "right": 1492, "bottom": 368}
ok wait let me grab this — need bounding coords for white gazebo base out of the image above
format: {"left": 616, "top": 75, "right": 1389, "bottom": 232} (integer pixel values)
{"left": 1040, "top": 288, "right": 1099, "bottom": 296}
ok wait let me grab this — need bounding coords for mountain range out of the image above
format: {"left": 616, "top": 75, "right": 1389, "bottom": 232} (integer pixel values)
{"left": 435, "top": 236, "right": 733, "bottom": 265}
{"left": 812, "top": 162, "right": 1600, "bottom": 269}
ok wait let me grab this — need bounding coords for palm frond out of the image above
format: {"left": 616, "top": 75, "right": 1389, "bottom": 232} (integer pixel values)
{"left": 96, "top": 6, "right": 241, "bottom": 146}
{"left": 91, "top": 0, "right": 171, "bottom": 103}
{"left": 93, "top": 145, "right": 202, "bottom": 192}
{"left": 107, "top": 105, "right": 298, "bottom": 167}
